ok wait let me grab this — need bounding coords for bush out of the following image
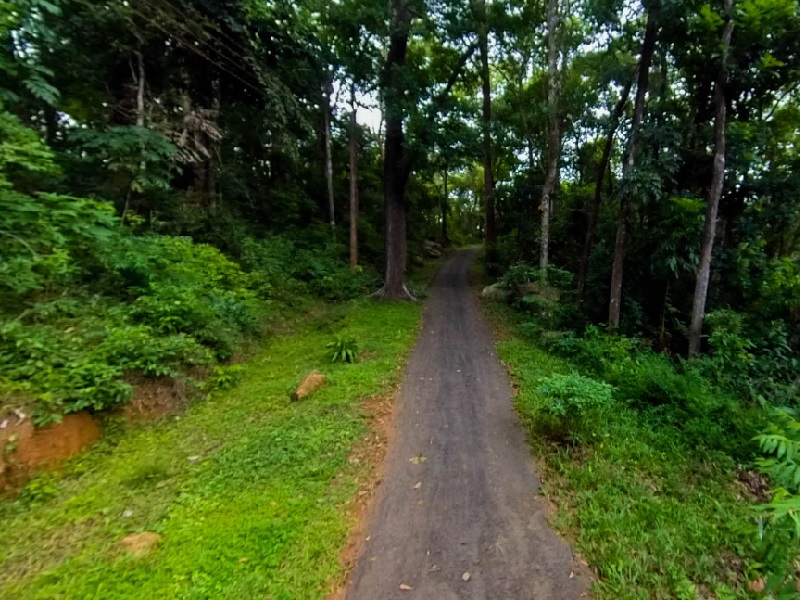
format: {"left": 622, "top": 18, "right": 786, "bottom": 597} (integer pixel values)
{"left": 548, "top": 325, "right": 755, "bottom": 455}
{"left": 499, "top": 263, "right": 574, "bottom": 290}
{"left": 238, "top": 235, "right": 377, "bottom": 302}
{"left": 532, "top": 373, "right": 614, "bottom": 443}
{"left": 698, "top": 310, "right": 800, "bottom": 407}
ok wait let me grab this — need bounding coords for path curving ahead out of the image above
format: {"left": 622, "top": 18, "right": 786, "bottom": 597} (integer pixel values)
{"left": 345, "top": 250, "right": 589, "bottom": 600}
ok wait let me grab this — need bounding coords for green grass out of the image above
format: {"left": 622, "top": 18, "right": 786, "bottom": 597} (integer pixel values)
{"left": 485, "top": 302, "right": 760, "bottom": 600}
{"left": 0, "top": 299, "right": 421, "bottom": 599}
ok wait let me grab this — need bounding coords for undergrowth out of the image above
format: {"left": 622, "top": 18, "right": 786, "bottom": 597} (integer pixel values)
{"left": 0, "top": 299, "right": 421, "bottom": 599}
{"left": 0, "top": 188, "right": 379, "bottom": 422}
{"left": 481, "top": 262, "right": 796, "bottom": 599}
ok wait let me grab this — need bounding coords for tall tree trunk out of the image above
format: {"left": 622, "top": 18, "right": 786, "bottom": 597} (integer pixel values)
{"left": 122, "top": 50, "right": 146, "bottom": 223}
{"left": 208, "top": 78, "right": 220, "bottom": 212}
{"left": 442, "top": 166, "right": 449, "bottom": 244}
{"left": 322, "top": 76, "right": 335, "bottom": 233}
{"left": 688, "top": 0, "right": 734, "bottom": 356}
{"left": 376, "top": 0, "right": 414, "bottom": 300}
{"left": 349, "top": 85, "right": 359, "bottom": 270}
{"left": 608, "top": 4, "right": 659, "bottom": 327}
{"left": 475, "top": 0, "right": 495, "bottom": 255}
{"left": 577, "top": 75, "right": 635, "bottom": 297}
{"left": 540, "top": 0, "right": 561, "bottom": 270}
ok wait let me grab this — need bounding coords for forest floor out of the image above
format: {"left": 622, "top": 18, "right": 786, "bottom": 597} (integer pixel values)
{"left": 0, "top": 298, "right": 421, "bottom": 599}
{"left": 344, "top": 249, "right": 588, "bottom": 599}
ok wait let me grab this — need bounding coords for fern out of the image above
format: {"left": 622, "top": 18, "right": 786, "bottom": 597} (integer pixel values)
{"left": 755, "top": 408, "right": 800, "bottom": 594}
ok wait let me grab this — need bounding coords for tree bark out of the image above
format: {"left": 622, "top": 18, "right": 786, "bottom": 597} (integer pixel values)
{"left": 540, "top": 0, "right": 561, "bottom": 270}
{"left": 376, "top": 0, "right": 415, "bottom": 300}
{"left": 349, "top": 85, "right": 360, "bottom": 270}
{"left": 608, "top": 4, "right": 659, "bottom": 327}
{"left": 475, "top": 0, "right": 495, "bottom": 254}
{"left": 442, "top": 166, "right": 449, "bottom": 244}
{"left": 577, "top": 75, "right": 635, "bottom": 297}
{"left": 323, "top": 75, "right": 335, "bottom": 233}
{"left": 122, "top": 50, "right": 146, "bottom": 223}
{"left": 208, "top": 78, "right": 220, "bottom": 212}
{"left": 688, "top": 0, "right": 734, "bottom": 356}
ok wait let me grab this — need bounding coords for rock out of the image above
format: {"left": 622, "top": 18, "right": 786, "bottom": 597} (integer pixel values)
{"left": 519, "top": 282, "right": 561, "bottom": 302}
{"left": 119, "top": 531, "right": 161, "bottom": 558}
{"left": 481, "top": 283, "right": 512, "bottom": 302}
{"left": 292, "top": 370, "right": 326, "bottom": 401}
{"left": 423, "top": 240, "right": 443, "bottom": 259}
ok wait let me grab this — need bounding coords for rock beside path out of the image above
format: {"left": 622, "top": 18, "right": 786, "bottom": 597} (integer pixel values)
{"left": 292, "top": 370, "right": 326, "bottom": 401}
{"left": 119, "top": 532, "right": 161, "bottom": 558}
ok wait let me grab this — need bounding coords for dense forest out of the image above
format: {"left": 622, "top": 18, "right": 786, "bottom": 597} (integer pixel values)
{"left": 2, "top": 0, "right": 800, "bottom": 597}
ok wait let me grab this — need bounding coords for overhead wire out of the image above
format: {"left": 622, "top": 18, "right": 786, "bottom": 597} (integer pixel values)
{"left": 131, "top": 0, "right": 263, "bottom": 89}
{"left": 69, "top": 0, "right": 265, "bottom": 96}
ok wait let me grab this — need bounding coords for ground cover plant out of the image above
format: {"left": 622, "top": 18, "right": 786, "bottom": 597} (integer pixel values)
{"left": 0, "top": 299, "right": 420, "bottom": 599}
{"left": 483, "top": 260, "right": 799, "bottom": 599}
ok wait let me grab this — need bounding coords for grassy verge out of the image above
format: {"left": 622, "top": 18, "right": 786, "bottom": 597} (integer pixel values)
{"left": 483, "top": 299, "right": 762, "bottom": 600}
{"left": 0, "top": 298, "right": 421, "bottom": 599}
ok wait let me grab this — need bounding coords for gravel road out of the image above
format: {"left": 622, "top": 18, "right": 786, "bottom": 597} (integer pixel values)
{"left": 345, "top": 249, "right": 589, "bottom": 600}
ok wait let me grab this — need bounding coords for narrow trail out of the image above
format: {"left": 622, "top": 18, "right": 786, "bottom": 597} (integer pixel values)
{"left": 345, "top": 250, "right": 588, "bottom": 600}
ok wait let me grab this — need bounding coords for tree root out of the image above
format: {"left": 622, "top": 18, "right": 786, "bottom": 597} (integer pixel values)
{"left": 371, "top": 284, "right": 418, "bottom": 302}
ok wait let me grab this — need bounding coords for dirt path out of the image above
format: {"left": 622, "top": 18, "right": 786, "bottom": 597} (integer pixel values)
{"left": 345, "top": 250, "right": 589, "bottom": 599}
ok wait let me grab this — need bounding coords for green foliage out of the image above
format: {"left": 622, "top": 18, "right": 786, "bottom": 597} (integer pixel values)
{"left": 72, "top": 126, "right": 177, "bottom": 200}
{"left": 239, "top": 236, "right": 378, "bottom": 302}
{"left": 487, "top": 301, "right": 760, "bottom": 600}
{"left": 755, "top": 409, "right": 800, "bottom": 595}
{"left": 19, "top": 474, "right": 58, "bottom": 505}
{"left": 0, "top": 299, "right": 421, "bottom": 599}
{"left": 204, "top": 364, "right": 245, "bottom": 392}
{"left": 327, "top": 335, "right": 360, "bottom": 364}
{"left": 549, "top": 324, "right": 755, "bottom": 457}
{"left": 699, "top": 310, "right": 800, "bottom": 406}
{"left": 534, "top": 372, "right": 614, "bottom": 442}
{"left": 499, "top": 263, "right": 575, "bottom": 290}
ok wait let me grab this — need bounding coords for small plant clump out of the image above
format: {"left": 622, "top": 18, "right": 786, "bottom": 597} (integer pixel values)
{"left": 327, "top": 335, "right": 360, "bottom": 364}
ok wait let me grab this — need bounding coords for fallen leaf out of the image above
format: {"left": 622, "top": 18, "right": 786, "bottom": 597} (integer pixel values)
{"left": 748, "top": 579, "right": 765, "bottom": 593}
{"left": 399, "top": 583, "right": 413, "bottom": 591}
{"left": 413, "top": 482, "right": 422, "bottom": 489}
{"left": 462, "top": 572, "right": 471, "bottom": 582}
{"left": 409, "top": 455, "right": 427, "bottom": 464}
{"left": 569, "top": 571, "right": 574, "bottom": 579}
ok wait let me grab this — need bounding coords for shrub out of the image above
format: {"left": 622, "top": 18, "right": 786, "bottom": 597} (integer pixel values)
{"left": 553, "top": 325, "right": 640, "bottom": 381}
{"left": 533, "top": 373, "right": 614, "bottom": 443}
{"left": 499, "top": 263, "right": 574, "bottom": 290}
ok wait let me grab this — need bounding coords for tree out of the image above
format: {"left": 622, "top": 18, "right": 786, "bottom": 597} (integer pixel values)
{"left": 688, "top": 0, "right": 734, "bottom": 356}
{"left": 375, "top": 0, "right": 416, "bottom": 300}
{"left": 608, "top": 1, "right": 659, "bottom": 328}
{"left": 576, "top": 73, "right": 634, "bottom": 297}
{"left": 349, "top": 84, "right": 360, "bottom": 269}
{"left": 539, "top": 0, "right": 561, "bottom": 270}
{"left": 473, "top": 0, "right": 496, "bottom": 260}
